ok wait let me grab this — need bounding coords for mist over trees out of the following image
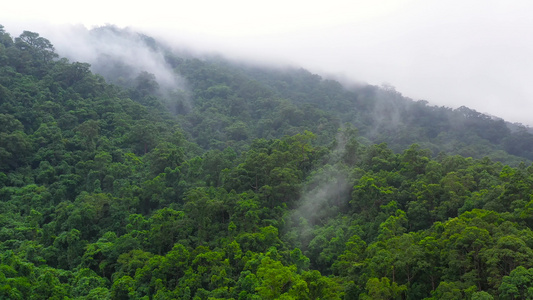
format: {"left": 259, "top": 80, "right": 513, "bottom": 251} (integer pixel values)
{"left": 1, "top": 24, "right": 533, "bottom": 299}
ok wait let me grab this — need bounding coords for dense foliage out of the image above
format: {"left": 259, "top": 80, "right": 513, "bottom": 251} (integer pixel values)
{"left": 2, "top": 24, "right": 533, "bottom": 299}
{"left": 171, "top": 50, "right": 533, "bottom": 163}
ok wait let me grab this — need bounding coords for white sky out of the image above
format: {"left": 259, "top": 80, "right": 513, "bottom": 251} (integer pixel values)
{"left": 2, "top": 0, "right": 533, "bottom": 125}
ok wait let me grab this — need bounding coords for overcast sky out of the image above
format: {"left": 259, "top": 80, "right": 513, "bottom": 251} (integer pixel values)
{"left": 2, "top": 0, "right": 533, "bottom": 125}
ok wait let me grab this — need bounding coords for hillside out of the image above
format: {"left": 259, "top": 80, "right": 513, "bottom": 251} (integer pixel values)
{"left": 72, "top": 25, "right": 533, "bottom": 164}
{"left": 1, "top": 24, "right": 533, "bottom": 299}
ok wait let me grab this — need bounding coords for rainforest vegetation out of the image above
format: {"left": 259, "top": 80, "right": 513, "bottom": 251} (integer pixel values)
{"left": 1, "top": 24, "right": 533, "bottom": 299}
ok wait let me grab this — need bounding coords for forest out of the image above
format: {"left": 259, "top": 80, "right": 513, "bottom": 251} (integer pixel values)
{"left": 1, "top": 24, "right": 533, "bottom": 299}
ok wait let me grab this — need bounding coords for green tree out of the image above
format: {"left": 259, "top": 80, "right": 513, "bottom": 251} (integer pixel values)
{"left": 360, "top": 277, "right": 406, "bottom": 300}
{"left": 499, "top": 266, "right": 533, "bottom": 300}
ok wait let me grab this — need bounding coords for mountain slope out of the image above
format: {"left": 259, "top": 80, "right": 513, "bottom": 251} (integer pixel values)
{"left": 2, "top": 24, "right": 533, "bottom": 299}
{"left": 73, "top": 25, "right": 533, "bottom": 164}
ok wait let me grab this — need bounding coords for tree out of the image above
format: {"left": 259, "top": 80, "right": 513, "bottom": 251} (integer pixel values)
{"left": 111, "top": 275, "right": 136, "bottom": 300}
{"left": 0, "top": 24, "right": 13, "bottom": 47}
{"left": 499, "top": 266, "right": 533, "bottom": 300}
{"left": 14, "top": 31, "right": 58, "bottom": 71}
{"left": 145, "top": 142, "right": 184, "bottom": 175}
{"left": 255, "top": 257, "right": 305, "bottom": 299}
{"left": 132, "top": 71, "right": 159, "bottom": 100}
{"left": 360, "top": 277, "right": 406, "bottom": 300}
{"left": 332, "top": 234, "right": 366, "bottom": 277}
{"left": 77, "top": 119, "right": 100, "bottom": 151}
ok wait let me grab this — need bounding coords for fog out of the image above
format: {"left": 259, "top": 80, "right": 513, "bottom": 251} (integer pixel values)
{"left": 41, "top": 25, "right": 187, "bottom": 93}
{"left": 2, "top": 0, "right": 533, "bottom": 125}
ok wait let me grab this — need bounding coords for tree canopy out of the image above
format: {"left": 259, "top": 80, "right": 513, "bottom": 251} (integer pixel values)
{"left": 1, "top": 24, "right": 533, "bottom": 299}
